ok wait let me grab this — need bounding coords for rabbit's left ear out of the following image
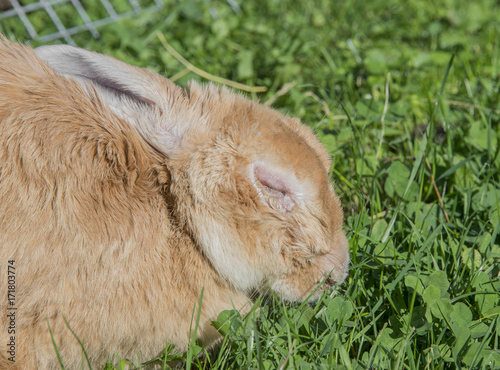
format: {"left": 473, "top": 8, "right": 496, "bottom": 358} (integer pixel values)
{"left": 35, "top": 44, "right": 195, "bottom": 157}
{"left": 35, "top": 44, "right": 166, "bottom": 109}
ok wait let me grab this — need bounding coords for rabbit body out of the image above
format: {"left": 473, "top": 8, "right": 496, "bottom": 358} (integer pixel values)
{"left": 0, "top": 37, "right": 348, "bottom": 368}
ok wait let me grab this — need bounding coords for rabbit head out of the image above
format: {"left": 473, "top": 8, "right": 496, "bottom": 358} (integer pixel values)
{"left": 164, "top": 88, "right": 350, "bottom": 302}
{"left": 35, "top": 44, "right": 349, "bottom": 302}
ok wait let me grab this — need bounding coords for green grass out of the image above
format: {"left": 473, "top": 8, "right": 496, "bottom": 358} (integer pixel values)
{"left": 3, "top": 0, "right": 500, "bottom": 368}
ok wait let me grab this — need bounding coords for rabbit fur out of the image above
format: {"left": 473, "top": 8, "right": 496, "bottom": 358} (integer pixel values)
{"left": 0, "top": 36, "right": 349, "bottom": 368}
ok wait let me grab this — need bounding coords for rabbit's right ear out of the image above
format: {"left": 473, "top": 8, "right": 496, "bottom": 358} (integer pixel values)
{"left": 35, "top": 44, "right": 195, "bottom": 157}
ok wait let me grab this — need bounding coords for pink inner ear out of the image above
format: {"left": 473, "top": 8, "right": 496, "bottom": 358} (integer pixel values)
{"left": 255, "top": 164, "right": 288, "bottom": 195}
{"left": 254, "top": 162, "right": 296, "bottom": 212}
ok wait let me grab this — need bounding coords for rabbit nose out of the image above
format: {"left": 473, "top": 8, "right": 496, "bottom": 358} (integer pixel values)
{"left": 315, "top": 272, "right": 337, "bottom": 287}
{"left": 324, "top": 275, "right": 337, "bottom": 287}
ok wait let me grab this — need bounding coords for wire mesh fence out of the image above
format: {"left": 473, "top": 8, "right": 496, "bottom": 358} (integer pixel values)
{"left": 0, "top": 0, "right": 163, "bottom": 45}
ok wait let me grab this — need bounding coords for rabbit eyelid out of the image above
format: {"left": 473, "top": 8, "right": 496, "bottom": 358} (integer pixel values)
{"left": 251, "top": 160, "right": 304, "bottom": 213}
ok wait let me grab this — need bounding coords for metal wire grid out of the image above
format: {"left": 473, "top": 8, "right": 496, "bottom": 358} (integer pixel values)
{"left": 0, "top": 0, "right": 163, "bottom": 45}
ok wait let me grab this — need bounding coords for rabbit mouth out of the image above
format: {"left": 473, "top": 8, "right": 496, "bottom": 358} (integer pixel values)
{"left": 323, "top": 274, "right": 340, "bottom": 288}
{"left": 318, "top": 264, "right": 350, "bottom": 289}
{"left": 268, "top": 266, "right": 348, "bottom": 303}
{"left": 268, "top": 235, "right": 350, "bottom": 302}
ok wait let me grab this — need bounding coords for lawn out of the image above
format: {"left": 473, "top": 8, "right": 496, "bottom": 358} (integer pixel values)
{"left": 2, "top": 0, "right": 499, "bottom": 368}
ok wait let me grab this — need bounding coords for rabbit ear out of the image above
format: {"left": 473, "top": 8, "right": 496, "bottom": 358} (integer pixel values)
{"left": 35, "top": 44, "right": 192, "bottom": 157}
{"left": 35, "top": 45, "right": 161, "bottom": 109}
{"left": 252, "top": 160, "right": 305, "bottom": 213}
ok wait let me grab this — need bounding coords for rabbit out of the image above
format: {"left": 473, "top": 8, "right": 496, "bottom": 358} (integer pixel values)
{"left": 0, "top": 36, "right": 349, "bottom": 369}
